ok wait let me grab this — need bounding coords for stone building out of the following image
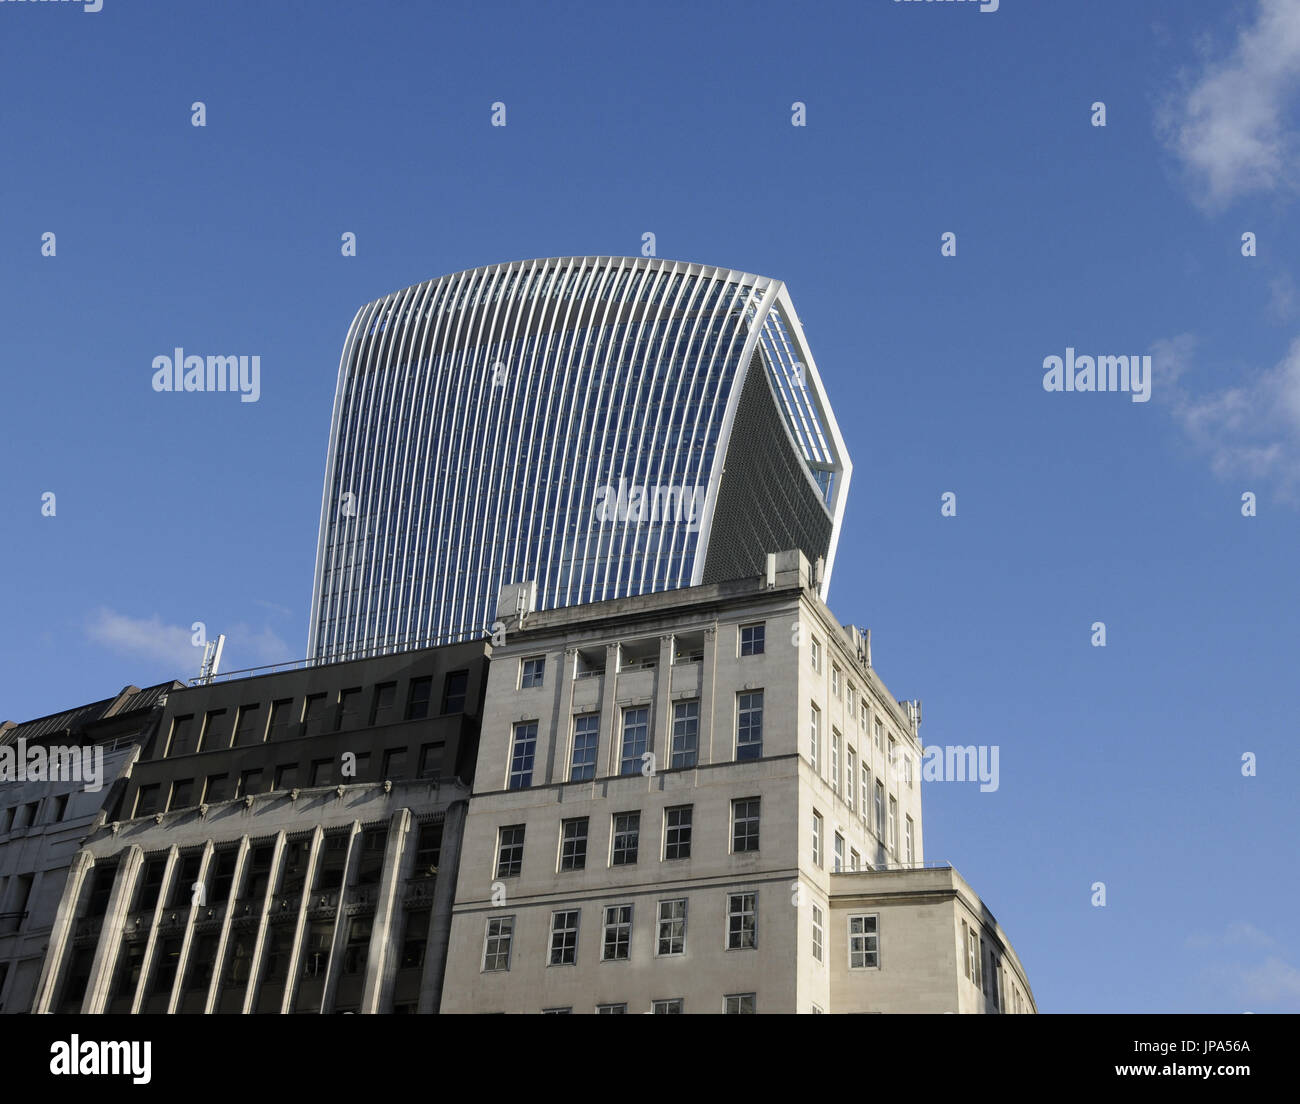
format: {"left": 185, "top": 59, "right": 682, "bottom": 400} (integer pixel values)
{"left": 30, "top": 641, "right": 489, "bottom": 1014}
{"left": 0, "top": 682, "right": 179, "bottom": 1013}
{"left": 439, "top": 550, "right": 1035, "bottom": 1014}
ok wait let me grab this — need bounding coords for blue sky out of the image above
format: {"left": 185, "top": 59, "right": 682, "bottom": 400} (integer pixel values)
{"left": 2, "top": 0, "right": 1298, "bottom": 1013}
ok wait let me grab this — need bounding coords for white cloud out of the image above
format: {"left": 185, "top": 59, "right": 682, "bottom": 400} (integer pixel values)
{"left": 1159, "top": 0, "right": 1300, "bottom": 207}
{"left": 85, "top": 608, "right": 199, "bottom": 670}
{"left": 1153, "top": 333, "right": 1300, "bottom": 498}
{"left": 222, "top": 623, "right": 292, "bottom": 671}
{"left": 85, "top": 608, "right": 292, "bottom": 678}
{"left": 252, "top": 598, "right": 293, "bottom": 618}
{"left": 1188, "top": 925, "right": 1300, "bottom": 1010}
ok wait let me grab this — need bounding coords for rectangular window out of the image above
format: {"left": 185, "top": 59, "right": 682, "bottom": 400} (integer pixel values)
{"left": 356, "top": 827, "right": 386, "bottom": 886}
{"left": 417, "top": 742, "right": 442, "bottom": 779}
{"left": 726, "top": 892, "right": 757, "bottom": 950}
{"left": 233, "top": 704, "right": 263, "bottom": 747}
{"left": 656, "top": 899, "right": 687, "bottom": 956}
{"left": 969, "top": 927, "right": 983, "bottom": 988}
{"left": 369, "top": 682, "right": 397, "bottom": 726}
{"left": 850, "top": 847, "right": 860, "bottom": 871}
{"left": 336, "top": 688, "right": 363, "bottom": 731}
{"left": 483, "top": 916, "right": 514, "bottom": 971}
{"left": 663, "top": 805, "right": 692, "bottom": 860}
{"left": 731, "top": 797, "right": 760, "bottom": 853}
{"left": 860, "top": 700, "right": 869, "bottom": 731}
{"left": 905, "top": 815, "right": 915, "bottom": 864}
{"left": 166, "top": 714, "right": 196, "bottom": 757}
{"left": 849, "top": 914, "right": 879, "bottom": 968}
{"left": 874, "top": 718, "right": 884, "bottom": 752}
{"left": 809, "top": 704, "right": 821, "bottom": 772}
{"left": 831, "top": 731, "right": 841, "bottom": 792}
{"left": 236, "top": 769, "right": 263, "bottom": 798}
{"left": 134, "top": 856, "right": 167, "bottom": 914}
{"left": 272, "top": 763, "right": 298, "bottom": 791}
{"left": 596, "top": 1003, "right": 627, "bottom": 1014}
{"left": 812, "top": 809, "right": 823, "bottom": 868}
{"left": 739, "top": 622, "right": 765, "bottom": 656}
{"left": 833, "top": 832, "right": 845, "bottom": 873}
{"left": 401, "top": 908, "right": 429, "bottom": 970}
{"left": 601, "top": 904, "right": 632, "bottom": 961}
{"left": 847, "top": 684, "right": 856, "bottom": 714}
{"left": 888, "top": 795, "right": 899, "bottom": 852}
{"left": 198, "top": 709, "right": 228, "bottom": 752}
{"left": 302, "top": 694, "right": 328, "bottom": 737}
{"left": 496, "top": 825, "right": 525, "bottom": 878}
{"left": 610, "top": 812, "right": 639, "bottom": 866}
{"left": 888, "top": 734, "right": 897, "bottom": 775}
{"left": 203, "top": 774, "right": 230, "bottom": 803}
{"left": 542, "top": 1007, "right": 572, "bottom": 1015}
{"left": 405, "top": 677, "right": 432, "bottom": 720}
{"left": 670, "top": 701, "right": 699, "bottom": 768}
{"left": 724, "top": 993, "right": 755, "bottom": 1014}
{"left": 53, "top": 793, "right": 69, "bottom": 821}
{"left": 905, "top": 753, "right": 914, "bottom": 788}
{"left": 812, "top": 904, "right": 824, "bottom": 963}
{"left": 549, "top": 910, "right": 580, "bottom": 966}
{"left": 310, "top": 759, "right": 332, "bottom": 787}
{"left": 736, "top": 691, "right": 763, "bottom": 760}
{"left": 414, "top": 822, "right": 442, "bottom": 875}
{"left": 559, "top": 817, "right": 589, "bottom": 871}
{"left": 167, "top": 778, "right": 194, "bottom": 812}
{"left": 569, "top": 713, "right": 599, "bottom": 781}
{"left": 832, "top": 665, "right": 841, "bottom": 698}
{"left": 381, "top": 747, "right": 407, "bottom": 781}
{"left": 846, "top": 747, "right": 857, "bottom": 811}
{"left": 619, "top": 706, "right": 649, "bottom": 775}
{"left": 862, "top": 765, "right": 871, "bottom": 823}
{"left": 508, "top": 722, "right": 537, "bottom": 789}
{"left": 267, "top": 699, "right": 294, "bottom": 741}
{"left": 874, "top": 781, "right": 885, "bottom": 838}
{"left": 440, "top": 670, "right": 468, "bottom": 714}
{"left": 810, "top": 637, "right": 821, "bottom": 672}
{"left": 341, "top": 916, "right": 372, "bottom": 975}
{"left": 652, "top": 998, "right": 683, "bottom": 1014}
{"left": 520, "top": 656, "right": 545, "bottom": 689}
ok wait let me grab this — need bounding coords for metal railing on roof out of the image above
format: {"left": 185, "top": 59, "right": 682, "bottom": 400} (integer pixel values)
{"left": 188, "top": 629, "right": 489, "bottom": 686}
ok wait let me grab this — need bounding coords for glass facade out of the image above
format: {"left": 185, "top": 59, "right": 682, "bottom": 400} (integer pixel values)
{"left": 309, "top": 256, "right": 849, "bottom": 660}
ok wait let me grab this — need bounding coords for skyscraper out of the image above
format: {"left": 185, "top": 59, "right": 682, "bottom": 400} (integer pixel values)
{"left": 308, "top": 256, "right": 850, "bottom": 661}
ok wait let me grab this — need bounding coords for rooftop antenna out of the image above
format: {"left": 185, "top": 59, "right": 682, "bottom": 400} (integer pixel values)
{"left": 198, "top": 634, "right": 226, "bottom": 684}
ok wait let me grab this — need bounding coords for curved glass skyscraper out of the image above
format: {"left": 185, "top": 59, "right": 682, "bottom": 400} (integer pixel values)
{"left": 308, "top": 256, "right": 850, "bottom": 660}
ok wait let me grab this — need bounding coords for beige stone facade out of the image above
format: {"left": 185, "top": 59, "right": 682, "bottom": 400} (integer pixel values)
{"left": 441, "top": 551, "right": 1036, "bottom": 1013}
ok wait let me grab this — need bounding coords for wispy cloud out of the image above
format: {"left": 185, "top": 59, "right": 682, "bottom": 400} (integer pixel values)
{"left": 252, "top": 598, "right": 293, "bottom": 618}
{"left": 1153, "top": 333, "right": 1300, "bottom": 499}
{"left": 85, "top": 608, "right": 292, "bottom": 678}
{"left": 85, "top": 608, "right": 199, "bottom": 671}
{"left": 1187, "top": 925, "right": 1300, "bottom": 1010}
{"left": 1157, "top": 0, "right": 1300, "bottom": 208}
{"left": 222, "top": 623, "right": 293, "bottom": 670}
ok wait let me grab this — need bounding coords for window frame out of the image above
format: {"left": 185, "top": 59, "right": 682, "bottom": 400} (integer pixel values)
{"left": 725, "top": 891, "right": 757, "bottom": 951}
{"left": 848, "top": 913, "right": 880, "bottom": 970}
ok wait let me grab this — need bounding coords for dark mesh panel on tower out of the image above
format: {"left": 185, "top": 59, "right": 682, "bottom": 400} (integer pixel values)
{"left": 701, "top": 351, "right": 835, "bottom": 585}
